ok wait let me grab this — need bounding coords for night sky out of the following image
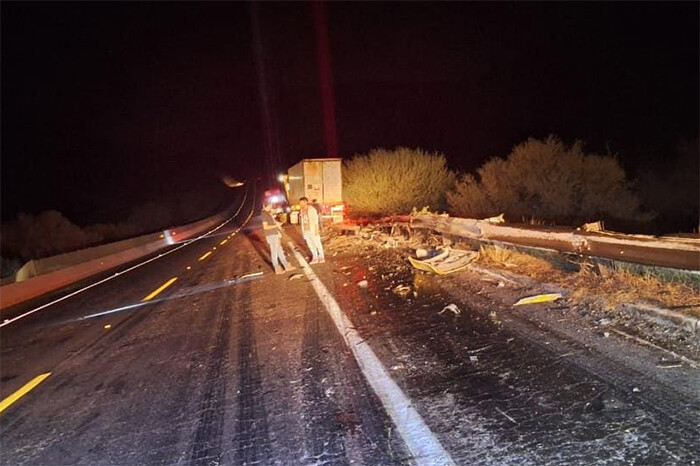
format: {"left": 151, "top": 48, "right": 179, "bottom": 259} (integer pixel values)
{"left": 2, "top": 2, "right": 698, "bottom": 224}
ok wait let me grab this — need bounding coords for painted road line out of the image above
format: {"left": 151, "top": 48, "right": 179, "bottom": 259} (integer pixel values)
{"left": 142, "top": 277, "right": 178, "bottom": 302}
{"left": 220, "top": 239, "right": 228, "bottom": 245}
{"left": 288, "top": 243, "right": 455, "bottom": 466}
{"left": 198, "top": 251, "right": 212, "bottom": 261}
{"left": 0, "top": 373, "right": 51, "bottom": 414}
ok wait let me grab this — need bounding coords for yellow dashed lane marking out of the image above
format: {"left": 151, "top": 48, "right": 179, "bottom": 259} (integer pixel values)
{"left": 220, "top": 239, "right": 228, "bottom": 245}
{"left": 0, "top": 373, "right": 51, "bottom": 414}
{"left": 198, "top": 251, "right": 212, "bottom": 261}
{"left": 142, "top": 277, "right": 178, "bottom": 302}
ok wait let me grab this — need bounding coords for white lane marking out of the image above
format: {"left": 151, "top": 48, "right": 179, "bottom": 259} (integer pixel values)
{"left": 80, "top": 301, "right": 150, "bottom": 320}
{"left": 0, "top": 189, "right": 254, "bottom": 328}
{"left": 288, "top": 242, "right": 455, "bottom": 466}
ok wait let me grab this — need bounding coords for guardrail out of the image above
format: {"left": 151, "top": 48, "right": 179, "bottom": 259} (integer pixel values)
{"left": 374, "top": 214, "right": 700, "bottom": 272}
{"left": 0, "top": 201, "right": 243, "bottom": 312}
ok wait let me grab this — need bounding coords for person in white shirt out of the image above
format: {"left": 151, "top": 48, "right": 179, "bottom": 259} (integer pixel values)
{"left": 299, "top": 197, "right": 325, "bottom": 264}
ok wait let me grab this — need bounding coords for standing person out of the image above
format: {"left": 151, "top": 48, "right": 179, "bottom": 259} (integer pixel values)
{"left": 262, "top": 201, "right": 295, "bottom": 274}
{"left": 311, "top": 198, "right": 323, "bottom": 233}
{"left": 299, "top": 197, "right": 325, "bottom": 264}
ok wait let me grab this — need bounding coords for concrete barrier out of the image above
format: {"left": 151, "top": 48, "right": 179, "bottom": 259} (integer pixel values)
{"left": 1, "top": 239, "right": 170, "bottom": 311}
{"left": 0, "top": 208, "right": 233, "bottom": 311}
{"left": 14, "top": 231, "right": 164, "bottom": 282}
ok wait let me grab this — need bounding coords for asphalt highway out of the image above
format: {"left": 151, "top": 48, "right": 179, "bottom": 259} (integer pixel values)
{"left": 1, "top": 191, "right": 698, "bottom": 465}
{"left": 0, "top": 192, "right": 406, "bottom": 465}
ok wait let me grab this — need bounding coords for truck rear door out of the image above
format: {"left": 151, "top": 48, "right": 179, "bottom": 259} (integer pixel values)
{"left": 322, "top": 160, "right": 342, "bottom": 204}
{"left": 303, "top": 161, "right": 324, "bottom": 202}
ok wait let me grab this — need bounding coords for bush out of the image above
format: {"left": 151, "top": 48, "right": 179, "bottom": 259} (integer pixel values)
{"left": 0, "top": 210, "right": 101, "bottom": 260}
{"left": 343, "top": 147, "right": 456, "bottom": 216}
{"left": 447, "top": 136, "right": 644, "bottom": 224}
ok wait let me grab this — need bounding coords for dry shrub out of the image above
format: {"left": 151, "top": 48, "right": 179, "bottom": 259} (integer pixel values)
{"left": 447, "top": 136, "right": 645, "bottom": 224}
{"left": 478, "top": 245, "right": 700, "bottom": 316}
{"left": 479, "top": 245, "right": 515, "bottom": 264}
{"left": 0, "top": 210, "right": 101, "bottom": 260}
{"left": 343, "top": 147, "right": 456, "bottom": 216}
{"left": 573, "top": 263, "right": 700, "bottom": 315}
{"left": 478, "top": 245, "right": 555, "bottom": 279}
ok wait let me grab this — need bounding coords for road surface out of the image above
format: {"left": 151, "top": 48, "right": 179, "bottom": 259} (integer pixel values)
{"left": 1, "top": 195, "right": 698, "bottom": 465}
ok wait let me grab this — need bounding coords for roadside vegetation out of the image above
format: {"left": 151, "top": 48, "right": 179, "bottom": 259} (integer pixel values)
{"left": 446, "top": 136, "right": 646, "bottom": 225}
{"left": 343, "top": 147, "right": 456, "bottom": 217}
{"left": 343, "top": 136, "right": 697, "bottom": 234}
{"left": 477, "top": 244, "right": 700, "bottom": 317}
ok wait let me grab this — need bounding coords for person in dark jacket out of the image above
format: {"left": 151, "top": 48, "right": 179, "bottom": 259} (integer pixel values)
{"left": 311, "top": 199, "right": 323, "bottom": 233}
{"left": 262, "top": 201, "right": 295, "bottom": 274}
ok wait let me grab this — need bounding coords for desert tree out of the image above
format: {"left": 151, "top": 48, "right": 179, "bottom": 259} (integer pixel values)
{"left": 447, "top": 136, "right": 643, "bottom": 224}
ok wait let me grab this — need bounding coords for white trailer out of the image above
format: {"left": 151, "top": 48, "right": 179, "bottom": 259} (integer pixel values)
{"left": 285, "top": 158, "right": 344, "bottom": 223}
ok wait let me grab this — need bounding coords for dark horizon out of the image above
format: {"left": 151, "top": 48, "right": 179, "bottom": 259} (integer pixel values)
{"left": 2, "top": 1, "right": 698, "bottom": 225}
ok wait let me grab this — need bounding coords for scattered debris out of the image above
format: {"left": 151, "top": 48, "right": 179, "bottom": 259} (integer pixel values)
{"left": 232, "top": 271, "right": 264, "bottom": 283}
{"left": 656, "top": 360, "right": 683, "bottom": 369}
{"left": 357, "top": 280, "right": 369, "bottom": 288}
{"left": 513, "top": 293, "right": 563, "bottom": 306}
{"left": 495, "top": 407, "right": 518, "bottom": 424}
{"left": 486, "top": 213, "right": 505, "bottom": 224}
{"left": 288, "top": 273, "right": 304, "bottom": 281}
{"left": 416, "top": 248, "right": 430, "bottom": 259}
{"left": 580, "top": 220, "right": 604, "bottom": 232}
{"left": 468, "top": 345, "right": 492, "bottom": 354}
{"left": 439, "top": 303, "right": 461, "bottom": 315}
{"left": 392, "top": 284, "right": 412, "bottom": 297}
{"left": 409, "top": 248, "right": 477, "bottom": 275}
{"left": 471, "top": 264, "right": 520, "bottom": 286}
{"left": 469, "top": 355, "right": 478, "bottom": 362}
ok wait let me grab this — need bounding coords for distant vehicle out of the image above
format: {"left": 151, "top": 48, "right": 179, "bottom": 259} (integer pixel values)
{"left": 284, "top": 158, "right": 344, "bottom": 224}
{"left": 221, "top": 175, "right": 245, "bottom": 188}
{"left": 263, "top": 188, "right": 291, "bottom": 222}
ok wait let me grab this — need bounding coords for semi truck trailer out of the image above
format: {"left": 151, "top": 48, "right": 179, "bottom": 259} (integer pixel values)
{"left": 284, "top": 158, "right": 344, "bottom": 223}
